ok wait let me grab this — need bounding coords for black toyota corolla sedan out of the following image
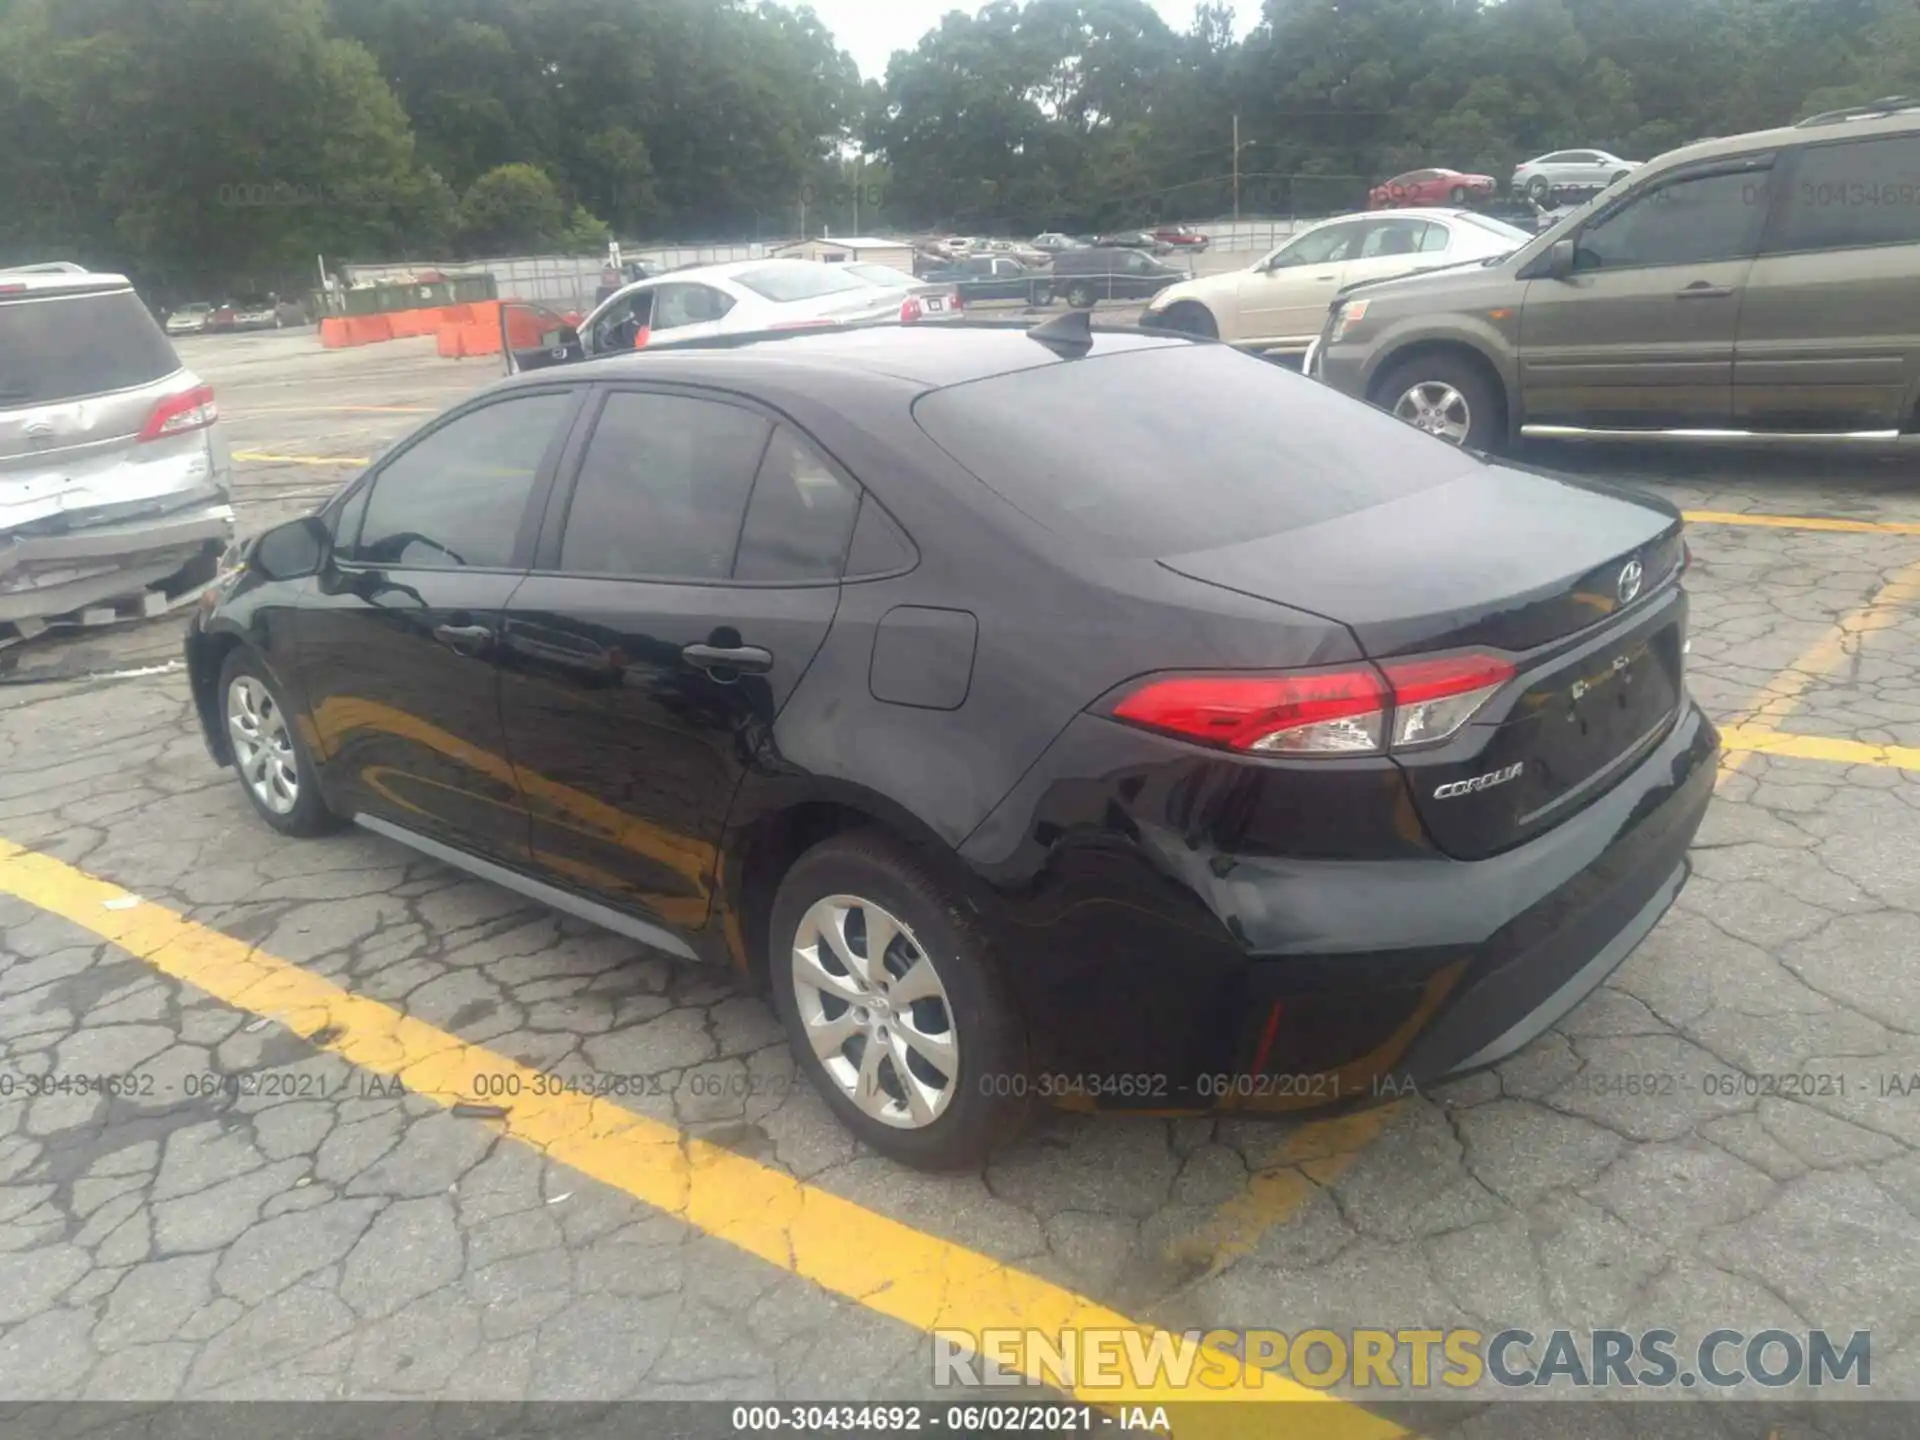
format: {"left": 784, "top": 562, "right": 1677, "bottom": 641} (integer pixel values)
{"left": 186, "top": 318, "right": 1717, "bottom": 1169}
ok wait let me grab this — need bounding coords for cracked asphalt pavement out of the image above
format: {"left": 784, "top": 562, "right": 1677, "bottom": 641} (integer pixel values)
{"left": 1, "top": 330, "right": 1918, "bottom": 1427}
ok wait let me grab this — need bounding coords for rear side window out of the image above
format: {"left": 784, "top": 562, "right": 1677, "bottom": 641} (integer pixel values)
{"left": 1774, "top": 135, "right": 1920, "bottom": 251}
{"left": 348, "top": 391, "right": 573, "bottom": 569}
{"left": 734, "top": 427, "right": 861, "bottom": 582}
{"left": 558, "top": 391, "right": 772, "bottom": 580}
{"left": 0, "top": 290, "right": 181, "bottom": 406}
{"left": 914, "top": 344, "right": 1470, "bottom": 558}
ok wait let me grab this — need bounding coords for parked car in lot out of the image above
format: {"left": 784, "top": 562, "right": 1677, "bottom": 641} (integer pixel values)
{"left": 1031, "top": 232, "right": 1087, "bottom": 254}
{"left": 1094, "top": 229, "right": 1174, "bottom": 255}
{"left": 187, "top": 316, "right": 1716, "bottom": 1167}
{"left": 919, "top": 254, "right": 1050, "bottom": 304}
{"left": 164, "top": 302, "right": 216, "bottom": 336}
{"left": 223, "top": 295, "right": 283, "bottom": 331}
{"left": 840, "top": 262, "right": 963, "bottom": 321}
{"left": 932, "top": 236, "right": 977, "bottom": 258}
{"left": 0, "top": 267, "right": 233, "bottom": 644}
{"left": 1369, "top": 168, "right": 1498, "bottom": 208}
{"left": 982, "top": 238, "right": 1048, "bottom": 266}
{"left": 1153, "top": 224, "right": 1211, "bottom": 251}
{"left": 496, "top": 259, "right": 909, "bottom": 372}
{"left": 1050, "top": 246, "right": 1185, "bottom": 308}
{"left": 1511, "top": 149, "right": 1641, "bottom": 201}
{"left": 1310, "top": 104, "right": 1920, "bottom": 452}
{"left": 1141, "top": 208, "right": 1530, "bottom": 357}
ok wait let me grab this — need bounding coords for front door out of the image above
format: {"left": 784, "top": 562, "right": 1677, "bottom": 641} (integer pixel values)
{"left": 1735, "top": 131, "right": 1920, "bottom": 432}
{"left": 1235, "top": 219, "right": 1368, "bottom": 346}
{"left": 1518, "top": 158, "right": 1771, "bottom": 429}
{"left": 498, "top": 388, "right": 854, "bottom": 933}
{"left": 297, "top": 386, "right": 584, "bottom": 863}
{"left": 502, "top": 302, "right": 584, "bottom": 375}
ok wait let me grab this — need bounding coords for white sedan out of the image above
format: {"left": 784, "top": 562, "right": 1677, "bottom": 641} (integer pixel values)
{"left": 1139, "top": 208, "right": 1532, "bottom": 357}
{"left": 505, "top": 259, "right": 911, "bottom": 371}
{"left": 1510, "top": 149, "right": 1641, "bottom": 201}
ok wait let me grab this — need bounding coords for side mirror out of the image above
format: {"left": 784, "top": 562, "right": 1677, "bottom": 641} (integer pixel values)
{"left": 1545, "top": 238, "right": 1577, "bottom": 279}
{"left": 250, "top": 515, "right": 332, "bottom": 582}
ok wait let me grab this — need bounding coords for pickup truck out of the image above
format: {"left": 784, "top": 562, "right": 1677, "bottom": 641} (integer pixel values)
{"left": 919, "top": 255, "right": 1052, "bottom": 304}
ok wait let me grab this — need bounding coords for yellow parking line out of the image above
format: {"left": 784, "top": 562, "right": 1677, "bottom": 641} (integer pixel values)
{"left": 1720, "top": 725, "right": 1920, "bottom": 774}
{"left": 0, "top": 837, "right": 1403, "bottom": 1438}
{"left": 1684, "top": 510, "right": 1920, "bottom": 537}
{"left": 232, "top": 451, "right": 371, "bottom": 466}
{"left": 1718, "top": 558, "right": 1920, "bottom": 779}
{"left": 236, "top": 405, "right": 434, "bottom": 415}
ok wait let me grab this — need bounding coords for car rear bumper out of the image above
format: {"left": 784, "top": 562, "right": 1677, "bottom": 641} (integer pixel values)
{"left": 961, "top": 698, "right": 1719, "bottom": 1109}
{"left": 0, "top": 495, "right": 234, "bottom": 626}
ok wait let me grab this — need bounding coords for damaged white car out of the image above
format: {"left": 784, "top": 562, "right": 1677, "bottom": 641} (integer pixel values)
{"left": 0, "top": 266, "right": 234, "bottom": 647}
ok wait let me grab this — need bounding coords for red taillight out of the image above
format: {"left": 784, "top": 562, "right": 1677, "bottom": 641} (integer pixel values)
{"left": 1112, "top": 668, "right": 1388, "bottom": 755}
{"left": 1377, "top": 653, "right": 1515, "bottom": 749}
{"left": 138, "top": 383, "right": 218, "bottom": 442}
{"left": 900, "top": 296, "right": 924, "bottom": 323}
{"left": 1110, "top": 652, "right": 1515, "bottom": 756}
{"left": 950, "top": 292, "right": 965, "bottom": 310}
{"left": 1681, "top": 540, "right": 1693, "bottom": 573}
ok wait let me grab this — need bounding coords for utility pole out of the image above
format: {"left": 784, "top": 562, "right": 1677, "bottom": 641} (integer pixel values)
{"left": 1232, "top": 113, "right": 1241, "bottom": 222}
{"left": 799, "top": 183, "right": 808, "bottom": 242}
{"left": 853, "top": 157, "right": 862, "bottom": 234}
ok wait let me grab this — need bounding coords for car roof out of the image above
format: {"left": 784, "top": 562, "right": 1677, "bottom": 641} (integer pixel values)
{"left": 0, "top": 268, "right": 136, "bottom": 296}
{"left": 496, "top": 321, "right": 1189, "bottom": 394}
{"left": 1650, "top": 104, "right": 1919, "bottom": 171}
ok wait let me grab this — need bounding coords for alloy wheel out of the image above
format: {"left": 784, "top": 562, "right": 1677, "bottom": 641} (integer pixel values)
{"left": 790, "top": 894, "right": 960, "bottom": 1129}
{"left": 227, "top": 675, "right": 300, "bottom": 815}
{"left": 1394, "top": 381, "right": 1472, "bottom": 445}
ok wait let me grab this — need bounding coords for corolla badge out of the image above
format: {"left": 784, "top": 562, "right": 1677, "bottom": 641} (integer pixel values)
{"left": 24, "top": 421, "right": 55, "bottom": 448}
{"left": 1617, "top": 559, "right": 1644, "bottom": 605}
{"left": 1433, "top": 763, "right": 1524, "bottom": 800}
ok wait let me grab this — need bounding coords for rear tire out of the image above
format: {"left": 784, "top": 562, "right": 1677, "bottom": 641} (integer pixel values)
{"left": 1526, "top": 176, "right": 1552, "bottom": 202}
{"left": 1154, "top": 302, "right": 1217, "bottom": 340}
{"left": 1065, "top": 281, "right": 1096, "bottom": 310}
{"left": 1373, "top": 352, "right": 1507, "bottom": 454}
{"left": 769, "top": 831, "right": 1029, "bottom": 1171}
{"left": 218, "top": 647, "right": 343, "bottom": 838}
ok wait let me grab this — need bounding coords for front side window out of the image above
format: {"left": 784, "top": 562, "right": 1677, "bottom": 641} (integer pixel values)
{"left": 590, "top": 289, "right": 654, "bottom": 352}
{"left": 1269, "top": 223, "right": 1363, "bottom": 268}
{"left": 1574, "top": 167, "right": 1767, "bottom": 270}
{"left": 557, "top": 391, "right": 771, "bottom": 580}
{"left": 1773, "top": 135, "right": 1920, "bottom": 252}
{"left": 347, "top": 391, "right": 573, "bottom": 569}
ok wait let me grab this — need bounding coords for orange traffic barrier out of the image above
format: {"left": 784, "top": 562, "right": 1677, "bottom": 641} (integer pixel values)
{"left": 318, "top": 317, "right": 352, "bottom": 348}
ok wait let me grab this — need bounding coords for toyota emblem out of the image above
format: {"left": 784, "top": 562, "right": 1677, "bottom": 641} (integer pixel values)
{"left": 1617, "top": 559, "right": 1644, "bottom": 605}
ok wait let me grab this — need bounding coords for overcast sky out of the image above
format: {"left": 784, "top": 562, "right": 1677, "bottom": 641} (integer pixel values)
{"left": 802, "top": 1, "right": 1260, "bottom": 80}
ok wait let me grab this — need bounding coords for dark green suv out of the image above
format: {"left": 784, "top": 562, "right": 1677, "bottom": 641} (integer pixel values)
{"left": 1308, "top": 101, "right": 1920, "bottom": 452}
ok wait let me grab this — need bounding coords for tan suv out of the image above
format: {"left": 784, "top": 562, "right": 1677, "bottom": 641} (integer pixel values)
{"left": 1308, "top": 101, "right": 1920, "bottom": 452}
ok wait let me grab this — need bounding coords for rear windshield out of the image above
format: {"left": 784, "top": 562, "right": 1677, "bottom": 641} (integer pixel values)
{"left": 732, "top": 264, "right": 874, "bottom": 303}
{"left": 0, "top": 289, "right": 181, "bottom": 406}
{"left": 913, "top": 343, "right": 1472, "bottom": 557}
{"left": 846, "top": 264, "right": 914, "bottom": 289}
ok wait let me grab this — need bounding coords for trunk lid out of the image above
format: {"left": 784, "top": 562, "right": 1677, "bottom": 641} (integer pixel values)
{"left": 1160, "top": 464, "right": 1687, "bottom": 858}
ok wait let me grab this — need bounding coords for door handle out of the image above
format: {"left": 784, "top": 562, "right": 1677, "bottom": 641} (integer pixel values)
{"left": 682, "top": 643, "right": 773, "bottom": 675}
{"left": 433, "top": 623, "right": 493, "bottom": 658}
{"left": 1675, "top": 283, "right": 1734, "bottom": 299}
{"left": 1313, "top": 273, "right": 1339, "bottom": 281}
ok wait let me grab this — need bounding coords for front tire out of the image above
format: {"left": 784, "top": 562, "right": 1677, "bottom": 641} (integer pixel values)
{"left": 769, "top": 832, "right": 1029, "bottom": 1170}
{"left": 218, "top": 647, "right": 342, "bottom": 838}
{"left": 1154, "top": 301, "right": 1218, "bottom": 340}
{"left": 1064, "top": 281, "right": 1096, "bottom": 310}
{"left": 1373, "top": 352, "right": 1507, "bottom": 454}
{"left": 1527, "top": 176, "right": 1552, "bottom": 202}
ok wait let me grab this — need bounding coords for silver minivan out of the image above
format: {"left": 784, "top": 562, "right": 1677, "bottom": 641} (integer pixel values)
{"left": 0, "top": 267, "right": 233, "bottom": 644}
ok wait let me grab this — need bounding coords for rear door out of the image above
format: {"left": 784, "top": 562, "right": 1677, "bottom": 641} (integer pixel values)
{"left": 1735, "top": 130, "right": 1920, "bottom": 432}
{"left": 497, "top": 387, "right": 852, "bottom": 931}
{"left": 1518, "top": 155, "right": 1772, "bottom": 428}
